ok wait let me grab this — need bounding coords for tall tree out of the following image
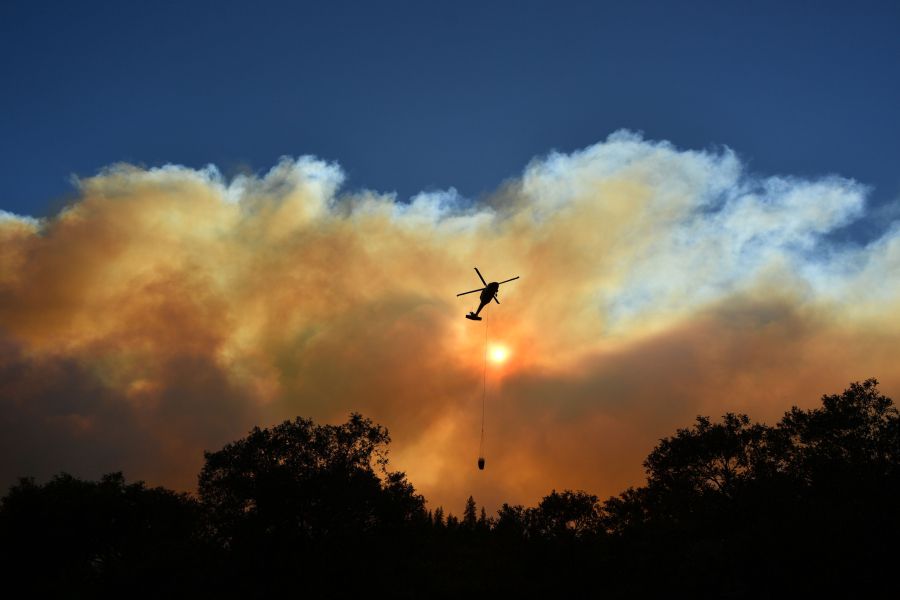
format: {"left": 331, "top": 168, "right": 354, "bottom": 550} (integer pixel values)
{"left": 778, "top": 378, "right": 900, "bottom": 479}
{"left": 529, "top": 490, "right": 602, "bottom": 540}
{"left": 643, "top": 413, "right": 771, "bottom": 499}
{"left": 462, "top": 495, "right": 478, "bottom": 530}
{"left": 199, "top": 413, "right": 425, "bottom": 554}
{"left": 432, "top": 506, "right": 445, "bottom": 528}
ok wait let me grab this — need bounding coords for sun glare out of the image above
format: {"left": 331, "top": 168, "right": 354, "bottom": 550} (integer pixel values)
{"left": 488, "top": 344, "right": 509, "bottom": 364}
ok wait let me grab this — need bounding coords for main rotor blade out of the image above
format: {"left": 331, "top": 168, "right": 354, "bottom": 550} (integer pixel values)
{"left": 498, "top": 276, "right": 520, "bottom": 285}
{"left": 474, "top": 267, "right": 487, "bottom": 286}
{"left": 493, "top": 294, "right": 500, "bottom": 304}
{"left": 456, "top": 287, "right": 485, "bottom": 297}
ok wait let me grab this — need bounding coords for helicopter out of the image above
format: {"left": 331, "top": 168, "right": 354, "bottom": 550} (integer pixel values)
{"left": 456, "top": 267, "right": 519, "bottom": 320}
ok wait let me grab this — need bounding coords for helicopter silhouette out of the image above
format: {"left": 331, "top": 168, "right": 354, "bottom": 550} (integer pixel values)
{"left": 456, "top": 267, "right": 519, "bottom": 321}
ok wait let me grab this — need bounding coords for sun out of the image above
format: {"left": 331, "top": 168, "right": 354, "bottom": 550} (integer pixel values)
{"left": 488, "top": 344, "right": 510, "bottom": 364}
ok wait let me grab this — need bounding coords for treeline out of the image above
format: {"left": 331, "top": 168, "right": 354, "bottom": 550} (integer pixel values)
{"left": 1, "top": 379, "right": 898, "bottom": 597}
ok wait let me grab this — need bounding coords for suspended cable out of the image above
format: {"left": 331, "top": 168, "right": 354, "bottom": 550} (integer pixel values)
{"left": 455, "top": 267, "right": 519, "bottom": 471}
{"left": 478, "top": 309, "right": 488, "bottom": 470}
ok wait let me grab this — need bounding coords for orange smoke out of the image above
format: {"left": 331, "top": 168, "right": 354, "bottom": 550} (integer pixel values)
{"left": 2, "top": 132, "right": 899, "bottom": 513}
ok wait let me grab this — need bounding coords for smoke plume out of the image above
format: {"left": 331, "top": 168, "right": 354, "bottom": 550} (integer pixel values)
{"left": 2, "top": 131, "right": 898, "bottom": 511}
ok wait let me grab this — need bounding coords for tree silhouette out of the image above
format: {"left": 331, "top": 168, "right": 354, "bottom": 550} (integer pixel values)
{"left": 197, "top": 412, "right": 425, "bottom": 591}
{"left": 2, "top": 380, "right": 898, "bottom": 596}
{"left": 529, "top": 489, "right": 602, "bottom": 540}
{"left": 478, "top": 506, "right": 489, "bottom": 531}
{"left": 495, "top": 503, "right": 528, "bottom": 540}
{"left": 770, "top": 378, "right": 900, "bottom": 594}
{"left": 462, "top": 495, "right": 478, "bottom": 530}
{"left": 199, "top": 413, "right": 422, "bottom": 537}
{"left": 644, "top": 413, "right": 771, "bottom": 498}
{"left": 598, "top": 378, "right": 900, "bottom": 596}
{"left": 778, "top": 378, "right": 900, "bottom": 478}
{"left": 0, "top": 472, "right": 206, "bottom": 595}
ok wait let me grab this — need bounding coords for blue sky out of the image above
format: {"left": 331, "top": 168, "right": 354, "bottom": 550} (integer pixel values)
{"left": 2, "top": 0, "right": 898, "bottom": 240}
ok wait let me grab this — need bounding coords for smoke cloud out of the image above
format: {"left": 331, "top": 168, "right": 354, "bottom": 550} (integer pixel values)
{"left": 2, "top": 131, "right": 899, "bottom": 512}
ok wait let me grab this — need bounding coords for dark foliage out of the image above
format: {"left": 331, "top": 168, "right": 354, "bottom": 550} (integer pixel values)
{"left": 197, "top": 413, "right": 428, "bottom": 595}
{"left": 0, "top": 472, "right": 208, "bottom": 597}
{"left": 599, "top": 378, "right": 900, "bottom": 597}
{"left": 2, "top": 380, "right": 898, "bottom": 597}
